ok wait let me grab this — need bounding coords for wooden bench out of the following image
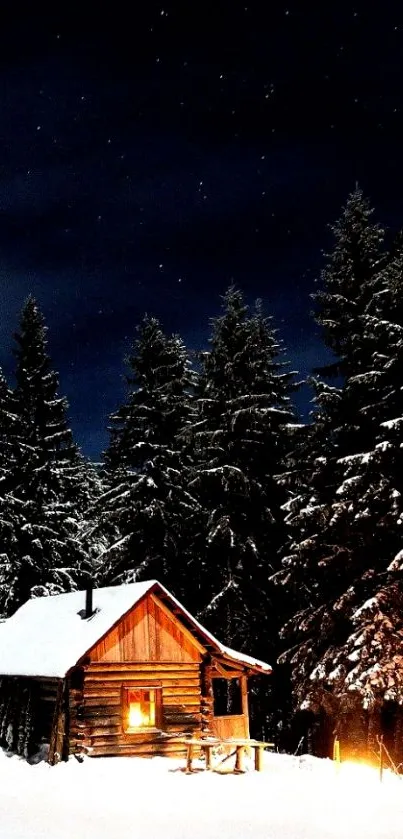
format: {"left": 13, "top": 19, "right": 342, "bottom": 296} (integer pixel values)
{"left": 180, "top": 737, "right": 274, "bottom": 773}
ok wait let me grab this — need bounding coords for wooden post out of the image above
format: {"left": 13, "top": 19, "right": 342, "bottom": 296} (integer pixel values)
{"left": 332, "top": 737, "right": 340, "bottom": 764}
{"left": 205, "top": 744, "right": 212, "bottom": 770}
{"left": 201, "top": 659, "right": 214, "bottom": 737}
{"left": 254, "top": 745, "right": 264, "bottom": 772}
{"left": 235, "top": 745, "right": 245, "bottom": 773}
{"left": 186, "top": 743, "right": 193, "bottom": 773}
{"left": 240, "top": 675, "right": 249, "bottom": 739}
{"left": 379, "top": 735, "right": 384, "bottom": 783}
{"left": 48, "top": 680, "right": 67, "bottom": 765}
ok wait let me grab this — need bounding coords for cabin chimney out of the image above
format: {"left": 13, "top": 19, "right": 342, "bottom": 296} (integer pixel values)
{"left": 85, "top": 585, "right": 93, "bottom": 619}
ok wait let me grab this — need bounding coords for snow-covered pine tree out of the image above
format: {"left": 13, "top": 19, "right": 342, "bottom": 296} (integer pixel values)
{"left": 187, "top": 286, "right": 297, "bottom": 655}
{"left": 275, "top": 189, "right": 396, "bottom": 756}
{"left": 298, "top": 233, "right": 403, "bottom": 760}
{"left": 184, "top": 286, "right": 299, "bottom": 741}
{"left": 95, "top": 315, "right": 198, "bottom": 598}
{"left": 0, "top": 368, "right": 19, "bottom": 486}
{"left": 0, "top": 297, "right": 93, "bottom": 616}
{"left": 314, "top": 185, "right": 386, "bottom": 380}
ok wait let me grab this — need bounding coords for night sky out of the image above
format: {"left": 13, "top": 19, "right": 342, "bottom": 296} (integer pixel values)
{"left": 0, "top": 2, "right": 402, "bottom": 459}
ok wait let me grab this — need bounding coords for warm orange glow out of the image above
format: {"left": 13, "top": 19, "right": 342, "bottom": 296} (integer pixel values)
{"left": 337, "top": 759, "right": 384, "bottom": 788}
{"left": 126, "top": 689, "right": 156, "bottom": 729}
{"left": 341, "top": 758, "right": 380, "bottom": 773}
{"left": 128, "top": 703, "right": 144, "bottom": 728}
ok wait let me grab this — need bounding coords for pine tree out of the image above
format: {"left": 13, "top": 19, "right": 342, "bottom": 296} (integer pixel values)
{"left": 304, "top": 236, "right": 403, "bottom": 742}
{"left": 187, "top": 287, "right": 297, "bottom": 651}
{"left": 0, "top": 369, "right": 19, "bottom": 486}
{"left": 0, "top": 298, "right": 92, "bottom": 616}
{"left": 314, "top": 185, "right": 386, "bottom": 380}
{"left": 274, "top": 190, "right": 393, "bottom": 753}
{"left": 96, "top": 315, "right": 198, "bottom": 597}
{"left": 183, "top": 286, "right": 299, "bottom": 741}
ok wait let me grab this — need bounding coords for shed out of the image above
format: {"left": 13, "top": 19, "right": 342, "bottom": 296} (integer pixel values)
{"left": 0, "top": 580, "right": 271, "bottom": 763}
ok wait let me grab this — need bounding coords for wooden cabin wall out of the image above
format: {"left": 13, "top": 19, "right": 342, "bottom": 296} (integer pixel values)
{"left": 89, "top": 595, "right": 202, "bottom": 664}
{"left": 69, "top": 662, "right": 202, "bottom": 758}
{"left": 67, "top": 593, "right": 205, "bottom": 758}
{"left": 211, "top": 714, "right": 249, "bottom": 740}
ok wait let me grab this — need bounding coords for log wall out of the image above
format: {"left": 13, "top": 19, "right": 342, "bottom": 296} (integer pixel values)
{"left": 69, "top": 661, "right": 202, "bottom": 758}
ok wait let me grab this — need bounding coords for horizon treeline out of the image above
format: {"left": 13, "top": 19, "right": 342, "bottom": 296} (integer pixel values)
{"left": 2, "top": 186, "right": 403, "bottom": 760}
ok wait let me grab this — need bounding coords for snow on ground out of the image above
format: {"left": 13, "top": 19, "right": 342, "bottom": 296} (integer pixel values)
{"left": 1, "top": 749, "right": 403, "bottom": 839}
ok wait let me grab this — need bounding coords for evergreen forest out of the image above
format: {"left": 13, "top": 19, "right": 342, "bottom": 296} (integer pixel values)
{"left": 2, "top": 188, "right": 403, "bottom": 761}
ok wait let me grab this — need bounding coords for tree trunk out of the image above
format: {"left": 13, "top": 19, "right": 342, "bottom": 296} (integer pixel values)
{"left": 367, "top": 709, "right": 381, "bottom": 763}
{"left": 339, "top": 708, "right": 368, "bottom": 761}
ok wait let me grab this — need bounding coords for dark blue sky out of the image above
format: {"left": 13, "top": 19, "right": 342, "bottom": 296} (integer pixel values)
{"left": 0, "top": 2, "right": 402, "bottom": 457}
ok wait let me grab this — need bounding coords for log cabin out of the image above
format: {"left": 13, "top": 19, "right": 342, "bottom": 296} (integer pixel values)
{"left": 0, "top": 580, "right": 271, "bottom": 763}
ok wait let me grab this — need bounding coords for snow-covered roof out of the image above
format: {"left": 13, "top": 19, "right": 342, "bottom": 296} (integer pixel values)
{"left": 0, "top": 581, "right": 272, "bottom": 678}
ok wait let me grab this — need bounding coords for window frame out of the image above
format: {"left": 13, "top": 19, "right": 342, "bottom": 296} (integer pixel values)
{"left": 121, "top": 683, "right": 163, "bottom": 734}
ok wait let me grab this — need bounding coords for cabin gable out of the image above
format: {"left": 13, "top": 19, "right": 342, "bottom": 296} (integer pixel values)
{"left": 88, "top": 593, "right": 203, "bottom": 664}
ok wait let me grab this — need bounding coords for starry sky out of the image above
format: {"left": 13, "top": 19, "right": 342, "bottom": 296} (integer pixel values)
{"left": 0, "top": 2, "right": 402, "bottom": 459}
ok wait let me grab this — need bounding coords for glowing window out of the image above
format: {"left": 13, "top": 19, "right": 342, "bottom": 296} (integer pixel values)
{"left": 123, "top": 687, "right": 160, "bottom": 732}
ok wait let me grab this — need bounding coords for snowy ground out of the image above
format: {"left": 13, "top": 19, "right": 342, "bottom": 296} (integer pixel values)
{"left": 2, "top": 749, "right": 403, "bottom": 839}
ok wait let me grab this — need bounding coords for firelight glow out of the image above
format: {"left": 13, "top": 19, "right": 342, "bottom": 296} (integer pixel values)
{"left": 128, "top": 703, "right": 145, "bottom": 728}
{"left": 336, "top": 759, "right": 389, "bottom": 788}
{"left": 127, "top": 690, "right": 156, "bottom": 728}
